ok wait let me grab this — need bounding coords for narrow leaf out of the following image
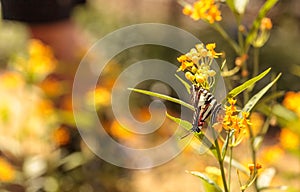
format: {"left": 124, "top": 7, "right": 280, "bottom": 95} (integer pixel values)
{"left": 166, "top": 112, "right": 216, "bottom": 152}
{"left": 221, "top": 59, "right": 227, "bottom": 70}
{"left": 186, "top": 171, "right": 223, "bottom": 192}
{"left": 259, "top": 185, "right": 288, "bottom": 191}
{"left": 221, "top": 130, "right": 234, "bottom": 160}
{"left": 227, "top": 68, "right": 271, "bottom": 98}
{"left": 246, "top": 0, "right": 279, "bottom": 47}
{"left": 128, "top": 88, "right": 194, "bottom": 110}
{"left": 226, "top": 0, "right": 237, "bottom": 14}
{"left": 175, "top": 74, "right": 191, "bottom": 94}
{"left": 241, "top": 73, "right": 281, "bottom": 113}
{"left": 166, "top": 112, "right": 192, "bottom": 131}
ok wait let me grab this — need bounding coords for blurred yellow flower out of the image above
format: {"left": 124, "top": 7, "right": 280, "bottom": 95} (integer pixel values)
{"left": 0, "top": 158, "right": 15, "bottom": 182}
{"left": 39, "top": 77, "right": 65, "bottom": 97}
{"left": 249, "top": 112, "right": 264, "bottom": 136}
{"left": 261, "top": 145, "right": 284, "bottom": 164}
{"left": 110, "top": 120, "right": 135, "bottom": 141}
{"left": 279, "top": 128, "right": 300, "bottom": 150}
{"left": 283, "top": 91, "right": 300, "bottom": 117}
{"left": 86, "top": 86, "right": 111, "bottom": 109}
{"left": 182, "top": 0, "right": 222, "bottom": 23}
{"left": 0, "top": 72, "right": 24, "bottom": 90}
{"left": 14, "top": 39, "right": 57, "bottom": 82}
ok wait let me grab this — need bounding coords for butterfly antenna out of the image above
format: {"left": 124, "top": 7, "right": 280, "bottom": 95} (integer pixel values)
{"left": 179, "top": 129, "right": 193, "bottom": 140}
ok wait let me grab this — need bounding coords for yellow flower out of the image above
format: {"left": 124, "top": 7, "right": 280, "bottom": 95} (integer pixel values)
{"left": 206, "top": 43, "right": 222, "bottom": 58}
{"left": 0, "top": 158, "right": 15, "bottom": 182}
{"left": 182, "top": 5, "right": 193, "bottom": 15}
{"left": 280, "top": 128, "right": 300, "bottom": 150}
{"left": 14, "top": 39, "right": 57, "bottom": 82}
{"left": 110, "top": 120, "right": 134, "bottom": 141}
{"left": 261, "top": 145, "right": 284, "bottom": 164}
{"left": 250, "top": 112, "right": 264, "bottom": 136}
{"left": 222, "top": 98, "right": 251, "bottom": 146}
{"left": 86, "top": 86, "right": 111, "bottom": 109}
{"left": 182, "top": 0, "right": 222, "bottom": 24}
{"left": 0, "top": 72, "right": 24, "bottom": 90}
{"left": 283, "top": 91, "right": 300, "bottom": 117}
{"left": 177, "top": 43, "right": 219, "bottom": 89}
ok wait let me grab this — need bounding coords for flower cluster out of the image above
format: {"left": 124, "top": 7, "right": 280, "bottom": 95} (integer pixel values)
{"left": 222, "top": 98, "right": 251, "bottom": 146}
{"left": 14, "top": 39, "right": 57, "bottom": 82}
{"left": 182, "top": 0, "right": 222, "bottom": 23}
{"left": 177, "top": 43, "right": 221, "bottom": 89}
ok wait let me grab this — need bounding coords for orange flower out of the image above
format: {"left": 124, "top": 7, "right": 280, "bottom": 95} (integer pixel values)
{"left": 182, "top": 0, "right": 222, "bottom": 24}
{"left": 248, "top": 163, "right": 262, "bottom": 173}
{"left": 0, "top": 158, "right": 15, "bottom": 182}
{"left": 53, "top": 126, "right": 70, "bottom": 146}
{"left": 260, "top": 17, "right": 273, "bottom": 30}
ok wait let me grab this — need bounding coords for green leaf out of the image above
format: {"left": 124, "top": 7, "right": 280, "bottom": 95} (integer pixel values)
{"left": 226, "top": 0, "right": 237, "bottom": 14}
{"left": 245, "top": 0, "right": 279, "bottom": 47}
{"left": 227, "top": 68, "right": 271, "bottom": 99}
{"left": 257, "top": 103, "right": 298, "bottom": 127}
{"left": 221, "top": 130, "right": 234, "bottom": 160}
{"left": 166, "top": 112, "right": 192, "bottom": 131}
{"left": 166, "top": 112, "right": 216, "bottom": 154}
{"left": 128, "top": 88, "right": 194, "bottom": 110}
{"left": 221, "top": 59, "right": 227, "bottom": 70}
{"left": 175, "top": 74, "right": 191, "bottom": 94}
{"left": 241, "top": 73, "right": 281, "bottom": 113}
{"left": 186, "top": 171, "right": 223, "bottom": 192}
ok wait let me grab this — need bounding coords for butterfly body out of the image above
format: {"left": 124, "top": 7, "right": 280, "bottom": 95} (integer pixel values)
{"left": 191, "top": 85, "right": 220, "bottom": 133}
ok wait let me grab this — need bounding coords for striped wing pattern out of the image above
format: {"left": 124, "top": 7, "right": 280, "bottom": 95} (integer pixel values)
{"left": 191, "top": 85, "right": 220, "bottom": 132}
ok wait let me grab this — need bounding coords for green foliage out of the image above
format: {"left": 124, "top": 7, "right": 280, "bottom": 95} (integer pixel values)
{"left": 227, "top": 68, "right": 271, "bottom": 99}
{"left": 186, "top": 170, "right": 223, "bottom": 192}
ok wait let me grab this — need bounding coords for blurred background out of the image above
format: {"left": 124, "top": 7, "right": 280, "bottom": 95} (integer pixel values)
{"left": 0, "top": 0, "right": 299, "bottom": 191}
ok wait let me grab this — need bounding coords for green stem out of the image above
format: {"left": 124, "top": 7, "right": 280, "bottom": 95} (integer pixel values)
{"left": 247, "top": 124, "right": 259, "bottom": 192}
{"left": 236, "top": 14, "right": 244, "bottom": 50}
{"left": 253, "top": 47, "right": 260, "bottom": 78}
{"left": 211, "top": 23, "right": 241, "bottom": 55}
{"left": 212, "top": 129, "right": 229, "bottom": 192}
{"left": 228, "top": 146, "right": 233, "bottom": 192}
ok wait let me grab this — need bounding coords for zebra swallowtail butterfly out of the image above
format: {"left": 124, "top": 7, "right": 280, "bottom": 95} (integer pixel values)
{"left": 181, "top": 85, "right": 222, "bottom": 139}
{"left": 190, "top": 85, "right": 221, "bottom": 132}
